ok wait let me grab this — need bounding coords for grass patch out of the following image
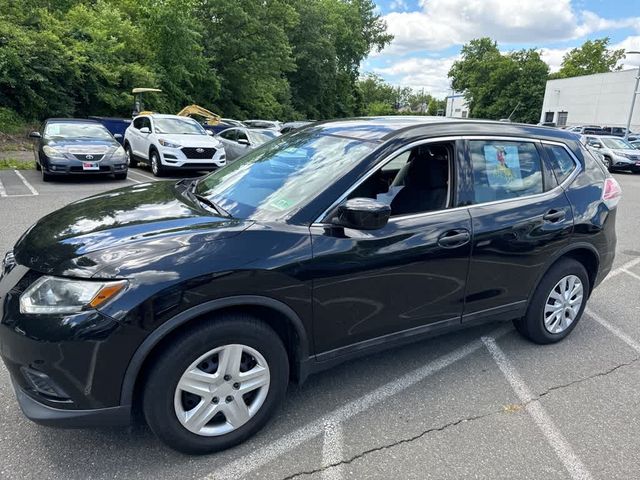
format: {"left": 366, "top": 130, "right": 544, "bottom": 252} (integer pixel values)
{"left": 0, "top": 158, "right": 36, "bottom": 170}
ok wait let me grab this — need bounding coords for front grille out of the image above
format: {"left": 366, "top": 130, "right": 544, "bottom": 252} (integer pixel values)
{"left": 72, "top": 154, "right": 104, "bottom": 161}
{"left": 182, "top": 163, "right": 219, "bottom": 169}
{"left": 181, "top": 147, "right": 216, "bottom": 159}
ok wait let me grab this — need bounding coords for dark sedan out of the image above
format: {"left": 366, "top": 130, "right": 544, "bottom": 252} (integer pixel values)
{"left": 30, "top": 119, "right": 128, "bottom": 181}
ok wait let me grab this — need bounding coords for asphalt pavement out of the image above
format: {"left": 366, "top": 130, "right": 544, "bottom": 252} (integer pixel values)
{"left": 0, "top": 165, "right": 639, "bottom": 480}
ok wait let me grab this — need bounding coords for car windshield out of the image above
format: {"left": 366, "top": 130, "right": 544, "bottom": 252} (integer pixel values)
{"left": 154, "top": 118, "right": 205, "bottom": 135}
{"left": 601, "top": 137, "right": 633, "bottom": 149}
{"left": 250, "top": 130, "right": 279, "bottom": 144}
{"left": 195, "top": 131, "right": 375, "bottom": 221}
{"left": 44, "top": 122, "right": 112, "bottom": 139}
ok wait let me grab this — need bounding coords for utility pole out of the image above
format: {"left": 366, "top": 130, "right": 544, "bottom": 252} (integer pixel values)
{"left": 624, "top": 51, "right": 640, "bottom": 141}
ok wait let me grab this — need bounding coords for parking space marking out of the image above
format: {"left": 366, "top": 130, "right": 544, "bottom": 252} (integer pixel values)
{"left": 13, "top": 170, "right": 38, "bottom": 196}
{"left": 602, "top": 257, "right": 640, "bottom": 283}
{"left": 128, "top": 170, "right": 157, "bottom": 182}
{"left": 322, "top": 420, "right": 344, "bottom": 480}
{"left": 0, "top": 176, "right": 6, "bottom": 197}
{"left": 585, "top": 308, "right": 640, "bottom": 353}
{"left": 621, "top": 268, "right": 640, "bottom": 282}
{"left": 206, "top": 327, "right": 511, "bottom": 480}
{"left": 482, "top": 336, "right": 593, "bottom": 480}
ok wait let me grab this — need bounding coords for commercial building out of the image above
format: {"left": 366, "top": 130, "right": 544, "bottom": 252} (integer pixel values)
{"left": 540, "top": 69, "right": 640, "bottom": 130}
{"left": 445, "top": 93, "right": 469, "bottom": 118}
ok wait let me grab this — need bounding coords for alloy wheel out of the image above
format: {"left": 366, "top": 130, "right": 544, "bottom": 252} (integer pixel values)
{"left": 173, "top": 344, "right": 270, "bottom": 436}
{"left": 151, "top": 153, "right": 159, "bottom": 175}
{"left": 543, "top": 274, "right": 583, "bottom": 334}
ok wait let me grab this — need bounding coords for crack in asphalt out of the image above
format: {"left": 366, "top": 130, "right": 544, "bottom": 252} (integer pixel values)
{"left": 281, "top": 356, "right": 640, "bottom": 480}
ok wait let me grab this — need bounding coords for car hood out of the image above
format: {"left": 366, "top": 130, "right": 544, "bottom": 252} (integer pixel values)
{"left": 155, "top": 133, "right": 221, "bottom": 148}
{"left": 13, "top": 181, "right": 252, "bottom": 277}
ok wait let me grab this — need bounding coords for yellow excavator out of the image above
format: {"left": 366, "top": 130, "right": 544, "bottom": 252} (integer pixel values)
{"left": 132, "top": 88, "right": 221, "bottom": 126}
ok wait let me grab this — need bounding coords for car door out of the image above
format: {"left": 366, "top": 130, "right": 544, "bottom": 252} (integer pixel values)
{"left": 309, "top": 139, "right": 472, "bottom": 358}
{"left": 129, "top": 117, "right": 144, "bottom": 157}
{"left": 460, "top": 137, "right": 574, "bottom": 324}
{"left": 218, "top": 129, "right": 238, "bottom": 160}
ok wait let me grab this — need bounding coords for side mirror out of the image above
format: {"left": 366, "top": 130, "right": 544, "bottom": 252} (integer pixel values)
{"left": 206, "top": 130, "right": 214, "bottom": 136}
{"left": 237, "top": 138, "right": 250, "bottom": 146}
{"left": 330, "top": 198, "right": 391, "bottom": 230}
{"left": 139, "top": 127, "right": 151, "bottom": 134}
{"left": 113, "top": 133, "right": 123, "bottom": 140}
{"left": 29, "top": 131, "right": 41, "bottom": 139}
{"left": 591, "top": 143, "right": 602, "bottom": 148}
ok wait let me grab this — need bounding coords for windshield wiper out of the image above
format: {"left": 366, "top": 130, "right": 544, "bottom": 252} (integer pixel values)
{"left": 187, "top": 179, "right": 231, "bottom": 218}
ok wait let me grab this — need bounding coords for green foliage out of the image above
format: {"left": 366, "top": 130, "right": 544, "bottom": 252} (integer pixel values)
{"left": 550, "top": 38, "right": 625, "bottom": 79}
{"left": 0, "top": 107, "right": 26, "bottom": 134}
{"left": 0, "top": 0, "right": 391, "bottom": 123}
{"left": 0, "top": 158, "right": 36, "bottom": 170}
{"left": 357, "top": 73, "right": 442, "bottom": 116}
{"left": 448, "top": 38, "right": 550, "bottom": 123}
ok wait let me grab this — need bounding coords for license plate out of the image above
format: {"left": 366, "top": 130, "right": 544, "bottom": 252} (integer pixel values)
{"left": 82, "top": 162, "right": 99, "bottom": 171}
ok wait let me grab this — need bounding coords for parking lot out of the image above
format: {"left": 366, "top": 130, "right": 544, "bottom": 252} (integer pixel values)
{"left": 1, "top": 166, "right": 639, "bottom": 480}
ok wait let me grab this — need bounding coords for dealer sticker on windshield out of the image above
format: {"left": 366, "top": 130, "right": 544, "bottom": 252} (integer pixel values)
{"left": 82, "top": 162, "right": 99, "bottom": 171}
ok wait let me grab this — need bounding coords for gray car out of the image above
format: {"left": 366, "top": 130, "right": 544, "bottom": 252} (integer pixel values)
{"left": 29, "top": 118, "right": 128, "bottom": 181}
{"left": 582, "top": 134, "right": 640, "bottom": 173}
{"left": 216, "top": 127, "right": 281, "bottom": 162}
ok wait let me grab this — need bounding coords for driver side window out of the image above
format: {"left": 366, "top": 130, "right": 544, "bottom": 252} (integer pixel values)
{"left": 348, "top": 142, "right": 453, "bottom": 217}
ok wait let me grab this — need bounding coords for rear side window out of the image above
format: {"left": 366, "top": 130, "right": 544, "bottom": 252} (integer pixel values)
{"left": 544, "top": 144, "right": 577, "bottom": 184}
{"left": 469, "top": 140, "right": 543, "bottom": 204}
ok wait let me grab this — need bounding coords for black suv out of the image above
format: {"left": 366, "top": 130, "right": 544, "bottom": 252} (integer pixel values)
{"left": 0, "top": 118, "right": 620, "bottom": 454}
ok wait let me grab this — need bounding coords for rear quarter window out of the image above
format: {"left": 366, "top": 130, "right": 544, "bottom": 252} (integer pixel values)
{"left": 544, "top": 144, "right": 577, "bottom": 184}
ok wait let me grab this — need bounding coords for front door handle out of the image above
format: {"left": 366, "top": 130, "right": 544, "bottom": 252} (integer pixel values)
{"left": 543, "top": 209, "right": 565, "bottom": 223}
{"left": 438, "top": 229, "right": 471, "bottom": 248}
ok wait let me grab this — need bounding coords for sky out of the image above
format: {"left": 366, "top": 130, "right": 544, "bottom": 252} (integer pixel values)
{"left": 366, "top": 0, "right": 640, "bottom": 98}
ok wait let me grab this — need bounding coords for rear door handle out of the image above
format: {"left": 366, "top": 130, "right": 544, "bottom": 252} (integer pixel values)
{"left": 438, "top": 229, "right": 471, "bottom": 248}
{"left": 543, "top": 209, "right": 565, "bottom": 223}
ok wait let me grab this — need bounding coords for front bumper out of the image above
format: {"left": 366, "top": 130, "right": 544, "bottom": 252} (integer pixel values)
{"left": 160, "top": 146, "right": 226, "bottom": 170}
{"left": 0, "top": 264, "right": 144, "bottom": 427}
{"left": 44, "top": 160, "right": 127, "bottom": 175}
{"left": 13, "top": 383, "right": 130, "bottom": 428}
{"left": 611, "top": 158, "right": 640, "bottom": 171}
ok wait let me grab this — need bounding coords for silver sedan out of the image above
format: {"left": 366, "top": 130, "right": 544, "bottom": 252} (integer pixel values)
{"left": 215, "top": 127, "right": 281, "bottom": 162}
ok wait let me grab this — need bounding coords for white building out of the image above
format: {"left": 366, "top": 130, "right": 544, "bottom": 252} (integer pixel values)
{"left": 540, "top": 69, "right": 640, "bottom": 130}
{"left": 445, "top": 93, "right": 469, "bottom": 118}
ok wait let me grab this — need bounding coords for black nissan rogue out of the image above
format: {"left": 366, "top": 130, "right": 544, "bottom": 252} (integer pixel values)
{"left": 0, "top": 117, "right": 620, "bottom": 454}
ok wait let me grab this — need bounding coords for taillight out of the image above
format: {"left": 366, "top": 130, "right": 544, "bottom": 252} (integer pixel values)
{"left": 602, "top": 177, "right": 622, "bottom": 209}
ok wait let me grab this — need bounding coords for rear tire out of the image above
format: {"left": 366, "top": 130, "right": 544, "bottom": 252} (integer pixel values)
{"left": 142, "top": 315, "right": 289, "bottom": 454}
{"left": 125, "top": 144, "right": 138, "bottom": 168}
{"left": 514, "top": 258, "right": 589, "bottom": 344}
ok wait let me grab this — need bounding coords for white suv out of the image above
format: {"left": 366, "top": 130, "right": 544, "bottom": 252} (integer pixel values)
{"left": 124, "top": 114, "right": 226, "bottom": 176}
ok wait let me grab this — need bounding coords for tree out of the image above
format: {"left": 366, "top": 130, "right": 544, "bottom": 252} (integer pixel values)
{"left": 551, "top": 38, "right": 625, "bottom": 79}
{"left": 448, "top": 38, "right": 549, "bottom": 123}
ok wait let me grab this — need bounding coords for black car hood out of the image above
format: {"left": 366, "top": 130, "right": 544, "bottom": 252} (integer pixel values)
{"left": 13, "top": 181, "right": 252, "bottom": 277}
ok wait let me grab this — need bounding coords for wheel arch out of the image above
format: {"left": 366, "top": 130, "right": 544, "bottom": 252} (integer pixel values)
{"left": 530, "top": 243, "right": 600, "bottom": 303}
{"left": 121, "top": 295, "right": 312, "bottom": 407}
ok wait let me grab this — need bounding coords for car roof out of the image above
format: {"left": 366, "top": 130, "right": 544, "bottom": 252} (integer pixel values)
{"left": 46, "top": 118, "right": 101, "bottom": 124}
{"left": 306, "top": 116, "right": 580, "bottom": 142}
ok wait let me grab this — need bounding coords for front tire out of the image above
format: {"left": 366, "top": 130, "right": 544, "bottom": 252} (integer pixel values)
{"left": 150, "top": 150, "right": 163, "bottom": 177}
{"left": 143, "top": 315, "right": 289, "bottom": 454}
{"left": 514, "top": 258, "right": 589, "bottom": 344}
{"left": 604, "top": 156, "right": 613, "bottom": 171}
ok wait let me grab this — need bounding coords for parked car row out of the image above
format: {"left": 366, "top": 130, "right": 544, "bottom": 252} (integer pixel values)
{"left": 582, "top": 134, "right": 640, "bottom": 173}
{"left": 28, "top": 114, "right": 317, "bottom": 181}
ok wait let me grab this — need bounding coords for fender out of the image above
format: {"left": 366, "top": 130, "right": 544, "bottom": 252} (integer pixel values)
{"left": 119, "top": 295, "right": 311, "bottom": 405}
{"left": 526, "top": 241, "right": 600, "bottom": 305}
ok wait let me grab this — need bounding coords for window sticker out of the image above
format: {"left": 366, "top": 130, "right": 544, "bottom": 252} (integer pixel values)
{"left": 483, "top": 144, "right": 523, "bottom": 188}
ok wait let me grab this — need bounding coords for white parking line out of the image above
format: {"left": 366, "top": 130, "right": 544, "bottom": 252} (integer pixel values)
{"left": 602, "top": 257, "right": 640, "bottom": 283}
{"left": 622, "top": 268, "right": 640, "bottom": 282}
{"left": 585, "top": 308, "right": 640, "bottom": 353}
{"left": 322, "top": 420, "right": 344, "bottom": 480}
{"left": 482, "top": 337, "right": 593, "bottom": 480}
{"left": 206, "top": 325, "right": 510, "bottom": 480}
{"left": 0, "top": 176, "right": 6, "bottom": 197}
{"left": 128, "top": 169, "right": 157, "bottom": 182}
{"left": 13, "top": 170, "right": 38, "bottom": 195}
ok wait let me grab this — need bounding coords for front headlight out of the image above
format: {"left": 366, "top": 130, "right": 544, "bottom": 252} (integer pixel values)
{"left": 619, "top": 152, "right": 635, "bottom": 160}
{"left": 20, "top": 276, "right": 127, "bottom": 314}
{"left": 158, "top": 139, "right": 182, "bottom": 149}
{"left": 43, "top": 146, "right": 66, "bottom": 159}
